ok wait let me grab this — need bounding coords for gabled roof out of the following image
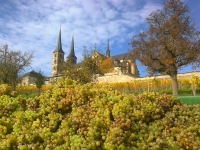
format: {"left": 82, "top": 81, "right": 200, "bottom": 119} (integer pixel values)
{"left": 111, "top": 52, "right": 132, "bottom": 61}
{"left": 93, "top": 50, "right": 105, "bottom": 57}
{"left": 23, "top": 70, "right": 39, "bottom": 77}
{"left": 53, "top": 28, "right": 65, "bottom": 54}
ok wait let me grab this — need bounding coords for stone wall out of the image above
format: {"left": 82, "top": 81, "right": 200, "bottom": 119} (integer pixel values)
{"left": 98, "top": 72, "right": 200, "bottom": 83}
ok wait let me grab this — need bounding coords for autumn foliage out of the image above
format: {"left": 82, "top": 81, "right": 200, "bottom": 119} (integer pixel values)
{"left": 100, "top": 57, "right": 114, "bottom": 73}
{"left": 131, "top": 0, "right": 200, "bottom": 95}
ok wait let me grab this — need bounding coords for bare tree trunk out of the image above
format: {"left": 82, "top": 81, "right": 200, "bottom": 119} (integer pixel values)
{"left": 12, "top": 80, "right": 17, "bottom": 91}
{"left": 191, "top": 82, "right": 196, "bottom": 96}
{"left": 38, "top": 88, "right": 41, "bottom": 96}
{"left": 170, "top": 74, "right": 179, "bottom": 96}
{"left": 11, "top": 74, "right": 17, "bottom": 91}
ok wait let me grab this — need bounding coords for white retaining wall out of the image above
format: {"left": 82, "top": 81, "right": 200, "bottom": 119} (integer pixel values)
{"left": 98, "top": 72, "right": 200, "bottom": 83}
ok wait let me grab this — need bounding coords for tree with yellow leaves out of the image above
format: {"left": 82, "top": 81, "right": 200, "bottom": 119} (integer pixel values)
{"left": 100, "top": 57, "right": 114, "bottom": 73}
{"left": 189, "top": 75, "right": 199, "bottom": 96}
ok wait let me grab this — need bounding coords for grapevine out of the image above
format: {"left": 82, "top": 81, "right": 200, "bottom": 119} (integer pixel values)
{"left": 0, "top": 78, "right": 200, "bottom": 149}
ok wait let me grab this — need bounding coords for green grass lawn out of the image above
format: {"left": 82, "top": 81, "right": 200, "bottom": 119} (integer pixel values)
{"left": 19, "top": 93, "right": 38, "bottom": 99}
{"left": 177, "top": 96, "right": 200, "bottom": 105}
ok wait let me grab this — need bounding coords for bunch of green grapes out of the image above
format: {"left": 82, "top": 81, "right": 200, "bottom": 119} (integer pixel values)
{"left": 1, "top": 78, "right": 200, "bottom": 149}
{"left": 25, "top": 98, "right": 39, "bottom": 110}
{"left": 0, "top": 95, "right": 25, "bottom": 117}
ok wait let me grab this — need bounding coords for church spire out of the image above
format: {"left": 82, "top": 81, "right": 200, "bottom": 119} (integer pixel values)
{"left": 52, "top": 26, "right": 65, "bottom": 77}
{"left": 66, "top": 34, "right": 77, "bottom": 65}
{"left": 106, "top": 38, "right": 110, "bottom": 57}
{"left": 68, "top": 35, "right": 77, "bottom": 58}
{"left": 54, "top": 26, "right": 64, "bottom": 54}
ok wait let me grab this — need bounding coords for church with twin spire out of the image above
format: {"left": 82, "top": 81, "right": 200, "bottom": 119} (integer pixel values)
{"left": 52, "top": 27, "right": 77, "bottom": 77}
{"left": 52, "top": 27, "right": 140, "bottom": 78}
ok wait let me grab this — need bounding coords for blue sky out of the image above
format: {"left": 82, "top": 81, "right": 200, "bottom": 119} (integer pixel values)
{"left": 0, "top": 0, "right": 200, "bottom": 77}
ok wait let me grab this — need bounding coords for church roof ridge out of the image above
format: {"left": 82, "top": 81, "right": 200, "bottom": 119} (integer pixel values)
{"left": 111, "top": 52, "right": 132, "bottom": 60}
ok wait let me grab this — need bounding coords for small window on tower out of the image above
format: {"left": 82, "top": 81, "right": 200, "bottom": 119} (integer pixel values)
{"left": 54, "top": 54, "right": 56, "bottom": 57}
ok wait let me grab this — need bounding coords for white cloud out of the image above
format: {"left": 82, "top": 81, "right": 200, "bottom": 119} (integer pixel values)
{"left": 0, "top": 0, "right": 166, "bottom": 76}
{"left": 104, "top": 9, "right": 118, "bottom": 20}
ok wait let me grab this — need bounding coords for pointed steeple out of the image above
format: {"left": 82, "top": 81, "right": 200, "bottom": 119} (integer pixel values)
{"left": 68, "top": 35, "right": 77, "bottom": 58}
{"left": 54, "top": 26, "right": 64, "bottom": 54}
{"left": 106, "top": 38, "right": 110, "bottom": 57}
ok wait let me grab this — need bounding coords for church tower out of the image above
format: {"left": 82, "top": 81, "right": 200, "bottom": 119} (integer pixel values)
{"left": 52, "top": 27, "right": 65, "bottom": 77}
{"left": 106, "top": 38, "right": 110, "bottom": 57}
{"left": 66, "top": 35, "right": 77, "bottom": 64}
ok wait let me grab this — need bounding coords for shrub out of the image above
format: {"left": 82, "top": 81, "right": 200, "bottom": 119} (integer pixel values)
{"left": 0, "top": 84, "right": 12, "bottom": 96}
